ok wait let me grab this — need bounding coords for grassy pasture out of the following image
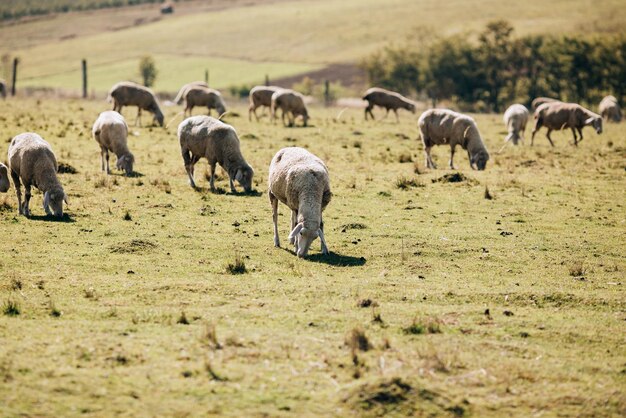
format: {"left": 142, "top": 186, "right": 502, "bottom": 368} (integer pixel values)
{"left": 2, "top": 0, "right": 626, "bottom": 93}
{"left": 0, "top": 98, "right": 624, "bottom": 417}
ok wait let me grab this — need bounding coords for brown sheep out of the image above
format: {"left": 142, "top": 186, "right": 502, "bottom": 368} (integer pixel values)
{"left": 531, "top": 102, "right": 602, "bottom": 146}
{"left": 249, "top": 86, "right": 281, "bottom": 122}
{"left": 183, "top": 86, "right": 226, "bottom": 117}
{"left": 174, "top": 81, "right": 208, "bottom": 105}
{"left": 271, "top": 89, "right": 309, "bottom": 127}
{"left": 363, "top": 87, "right": 416, "bottom": 122}
{"left": 108, "top": 81, "right": 164, "bottom": 127}
{"left": 531, "top": 97, "right": 559, "bottom": 110}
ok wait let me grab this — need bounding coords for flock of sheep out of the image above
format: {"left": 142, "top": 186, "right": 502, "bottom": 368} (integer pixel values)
{"left": 0, "top": 80, "right": 621, "bottom": 257}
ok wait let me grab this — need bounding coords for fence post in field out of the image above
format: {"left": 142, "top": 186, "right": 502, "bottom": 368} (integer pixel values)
{"left": 324, "top": 79, "right": 330, "bottom": 107}
{"left": 82, "top": 59, "right": 88, "bottom": 99}
{"left": 265, "top": 74, "right": 269, "bottom": 86}
{"left": 11, "top": 58, "right": 18, "bottom": 97}
{"left": 205, "top": 69, "right": 209, "bottom": 85}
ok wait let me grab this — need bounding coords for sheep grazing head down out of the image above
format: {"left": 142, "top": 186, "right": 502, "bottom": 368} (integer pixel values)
{"left": 470, "top": 149, "right": 490, "bottom": 171}
{"left": 154, "top": 113, "right": 164, "bottom": 127}
{"left": 43, "top": 187, "right": 68, "bottom": 217}
{"left": 408, "top": 102, "right": 416, "bottom": 114}
{"left": 116, "top": 153, "right": 135, "bottom": 176}
{"left": 289, "top": 222, "right": 321, "bottom": 258}
{"left": 234, "top": 165, "right": 254, "bottom": 193}
{"left": 586, "top": 116, "right": 603, "bottom": 134}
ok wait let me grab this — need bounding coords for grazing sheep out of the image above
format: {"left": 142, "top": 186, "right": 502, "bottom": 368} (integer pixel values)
{"left": 183, "top": 86, "right": 227, "bottom": 117}
{"left": 249, "top": 85, "right": 281, "bottom": 121}
{"left": 178, "top": 116, "right": 254, "bottom": 193}
{"left": 503, "top": 104, "right": 529, "bottom": 145}
{"left": 531, "top": 97, "right": 559, "bottom": 110}
{"left": 108, "top": 81, "right": 164, "bottom": 127}
{"left": 531, "top": 102, "right": 602, "bottom": 146}
{"left": 92, "top": 111, "right": 134, "bottom": 176}
{"left": 0, "top": 79, "right": 6, "bottom": 99}
{"left": 0, "top": 163, "right": 10, "bottom": 193}
{"left": 8, "top": 133, "right": 67, "bottom": 217}
{"left": 174, "top": 81, "right": 208, "bottom": 105}
{"left": 268, "top": 147, "right": 331, "bottom": 258}
{"left": 271, "top": 89, "right": 309, "bottom": 127}
{"left": 599, "top": 95, "right": 622, "bottom": 122}
{"left": 363, "top": 87, "right": 416, "bottom": 122}
{"left": 418, "top": 109, "right": 490, "bottom": 170}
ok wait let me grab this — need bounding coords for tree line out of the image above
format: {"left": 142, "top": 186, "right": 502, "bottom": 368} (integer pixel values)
{"left": 360, "top": 20, "right": 626, "bottom": 112}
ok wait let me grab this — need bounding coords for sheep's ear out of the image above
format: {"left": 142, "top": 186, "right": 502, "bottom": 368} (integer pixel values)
{"left": 235, "top": 168, "right": 243, "bottom": 182}
{"left": 289, "top": 223, "right": 304, "bottom": 241}
{"left": 584, "top": 117, "right": 595, "bottom": 125}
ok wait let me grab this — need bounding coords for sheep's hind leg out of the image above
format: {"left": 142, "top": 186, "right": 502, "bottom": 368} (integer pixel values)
{"left": 23, "top": 184, "right": 31, "bottom": 217}
{"left": 290, "top": 210, "right": 298, "bottom": 245}
{"left": 11, "top": 171, "right": 22, "bottom": 215}
{"left": 449, "top": 145, "right": 456, "bottom": 169}
{"left": 319, "top": 217, "right": 329, "bottom": 255}
{"left": 424, "top": 146, "right": 436, "bottom": 169}
{"left": 576, "top": 127, "right": 583, "bottom": 145}
{"left": 270, "top": 193, "right": 280, "bottom": 247}
{"left": 545, "top": 129, "right": 555, "bottom": 147}
{"left": 209, "top": 163, "right": 217, "bottom": 192}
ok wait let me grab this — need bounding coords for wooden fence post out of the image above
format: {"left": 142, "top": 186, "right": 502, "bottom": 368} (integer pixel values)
{"left": 82, "top": 59, "right": 88, "bottom": 99}
{"left": 265, "top": 74, "right": 269, "bottom": 86}
{"left": 11, "top": 58, "right": 18, "bottom": 96}
{"left": 205, "top": 69, "right": 209, "bottom": 85}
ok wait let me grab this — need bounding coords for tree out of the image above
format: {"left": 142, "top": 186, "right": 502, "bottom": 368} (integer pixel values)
{"left": 477, "top": 20, "right": 514, "bottom": 112}
{"left": 139, "top": 55, "right": 157, "bottom": 87}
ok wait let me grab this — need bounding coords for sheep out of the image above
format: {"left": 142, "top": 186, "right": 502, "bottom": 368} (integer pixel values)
{"left": 92, "top": 111, "right": 134, "bottom": 176}
{"left": 174, "top": 81, "right": 208, "bottom": 105}
{"left": 418, "top": 109, "right": 490, "bottom": 170}
{"left": 183, "top": 86, "right": 227, "bottom": 117}
{"left": 599, "top": 95, "right": 622, "bottom": 122}
{"left": 0, "top": 163, "right": 10, "bottom": 193}
{"left": 249, "top": 85, "right": 281, "bottom": 121}
{"left": 531, "top": 102, "right": 602, "bottom": 146}
{"left": 108, "top": 81, "right": 164, "bottom": 127}
{"left": 271, "top": 89, "right": 309, "bottom": 127}
{"left": 531, "top": 97, "right": 559, "bottom": 110}
{"left": 0, "top": 79, "right": 6, "bottom": 99}
{"left": 503, "top": 104, "right": 529, "bottom": 146}
{"left": 363, "top": 87, "right": 416, "bottom": 122}
{"left": 8, "top": 133, "right": 67, "bottom": 217}
{"left": 178, "top": 116, "right": 254, "bottom": 193}
{"left": 268, "top": 147, "right": 331, "bottom": 258}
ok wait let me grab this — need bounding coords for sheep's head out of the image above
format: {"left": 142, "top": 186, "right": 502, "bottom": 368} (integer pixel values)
{"left": 217, "top": 103, "right": 227, "bottom": 118}
{"left": 43, "top": 187, "right": 68, "bottom": 217}
{"left": 289, "top": 222, "right": 320, "bottom": 258}
{"left": 0, "top": 164, "right": 9, "bottom": 193}
{"left": 235, "top": 165, "right": 254, "bottom": 193}
{"left": 470, "top": 149, "right": 490, "bottom": 171}
{"left": 408, "top": 102, "right": 416, "bottom": 114}
{"left": 586, "top": 116, "right": 602, "bottom": 134}
{"left": 116, "top": 153, "right": 135, "bottom": 176}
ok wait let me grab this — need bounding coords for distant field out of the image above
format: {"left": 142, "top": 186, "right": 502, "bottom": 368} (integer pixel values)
{"left": 0, "top": 98, "right": 624, "bottom": 416}
{"left": 1, "top": 0, "right": 625, "bottom": 93}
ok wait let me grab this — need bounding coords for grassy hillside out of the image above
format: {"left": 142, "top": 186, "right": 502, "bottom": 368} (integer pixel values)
{"left": 1, "top": 0, "right": 625, "bottom": 93}
{"left": 0, "top": 98, "right": 624, "bottom": 416}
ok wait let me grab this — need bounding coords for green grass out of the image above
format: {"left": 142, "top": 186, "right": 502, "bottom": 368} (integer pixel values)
{"left": 1, "top": 0, "right": 625, "bottom": 92}
{"left": 0, "top": 98, "right": 624, "bottom": 416}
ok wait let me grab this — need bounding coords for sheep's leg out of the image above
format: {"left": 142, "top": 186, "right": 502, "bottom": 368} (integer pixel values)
{"left": 11, "top": 171, "right": 22, "bottom": 215}
{"left": 365, "top": 104, "right": 374, "bottom": 121}
{"left": 545, "top": 129, "right": 555, "bottom": 147}
{"left": 281, "top": 110, "right": 287, "bottom": 127}
{"left": 270, "top": 193, "right": 280, "bottom": 247}
{"left": 135, "top": 108, "right": 142, "bottom": 127}
{"left": 319, "top": 217, "right": 329, "bottom": 255}
{"left": 182, "top": 149, "right": 197, "bottom": 189}
{"left": 424, "top": 146, "right": 436, "bottom": 169}
{"left": 570, "top": 127, "right": 578, "bottom": 146}
{"left": 100, "top": 147, "right": 106, "bottom": 172}
{"left": 290, "top": 210, "right": 298, "bottom": 245}
{"left": 209, "top": 164, "right": 216, "bottom": 192}
{"left": 394, "top": 109, "right": 399, "bottom": 123}
{"left": 531, "top": 121, "right": 542, "bottom": 146}
{"left": 23, "top": 184, "right": 31, "bottom": 217}
{"left": 576, "top": 127, "right": 583, "bottom": 144}
{"left": 207, "top": 107, "right": 211, "bottom": 117}
{"left": 449, "top": 145, "right": 456, "bottom": 169}
{"left": 228, "top": 173, "right": 236, "bottom": 193}
{"left": 382, "top": 108, "right": 390, "bottom": 120}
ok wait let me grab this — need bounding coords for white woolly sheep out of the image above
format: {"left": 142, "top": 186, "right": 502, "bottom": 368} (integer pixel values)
{"left": 8, "top": 133, "right": 67, "bottom": 217}
{"left": 503, "top": 104, "right": 529, "bottom": 145}
{"left": 174, "top": 81, "right": 208, "bottom": 105}
{"left": 531, "top": 102, "right": 602, "bottom": 146}
{"left": 418, "top": 109, "right": 490, "bottom": 170}
{"left": 598, "top": 95, "right": 621, "bottom": 122}
{"left": 92, "top": 111, "right": 135, "bottom": 176}
{"left": 0, "top": 163, "right": 10, "bottom": 192}
{"left": 249, "top": 85, "right": 281, "bottom": 121}
{"left": 178, "top": 116, "right": 254, "bottom": 193}
{"left": 108, "top": 81, "right": 164, "bottom": 127}
{"left": 268, "top": 147, "right": 331, "bottom": 258}
{"left": 183, "top": 86, "right": 227, "bottom": 117}
{"left": 363, "top": 87, "right": 416, "bottom": 122}
{"left": 271, "top": 89, "right": 309, "bottom": 127}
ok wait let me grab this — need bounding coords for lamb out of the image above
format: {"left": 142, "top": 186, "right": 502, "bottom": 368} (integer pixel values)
{"left": 503, "top": 104, "right": 529, "bottom": 145}
{"left": 178, "top": 116, "right": 254, "bottom": 193}
{"left": 183, "top": 86, "right": 227, "bottom": 117}
{"left": 418, "top": 109, "right": 490, "bottom": 170}
{"left": 363, "top": 87, "right": 416, "bottom": 122}
{"left": 249, "top": 85, "right": 281, "bottom": 121}
{"left": 0, "top": 163, "right": 10, "bottom": 192}
{"left": 531, "top": 97, "right": 559, "bottom": 110}
{"left": 268, "top": 147, "right": 331, "bottom": 258}
{"left": 92, "top": 111, "right": 135, "bottom": 176}
{"left": 531, "top": 102, "right": 602, "bottom": 146}
{"left": 0, "top": 79, "right": 6, "bottom": 99}
{"left": 599, "top": 95, "right": 622, "bottom": 122}
{"left": 174, "top": 81, "right": 208, "bottom": 105}
{"left": 271, "top": 89, "right": 309, "bottom": 127}
{"left": 108, "top": 81, "right": 164, "bottom": 127}
{"left": 8, "top": 133, "right": 67, "bottom": 217}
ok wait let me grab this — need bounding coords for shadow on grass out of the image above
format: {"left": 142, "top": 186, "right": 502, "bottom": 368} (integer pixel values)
{"left": 27, "top": 213, "right": 75, "bottom": 223}
{"left": 125, "top": 171, "right": 145, "bottom": 178}
{"left": 194, "top": 186, "right": 262, "bottom": 197}
{"left": 307, "top": 251, "right": 366, "bottom": 266}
